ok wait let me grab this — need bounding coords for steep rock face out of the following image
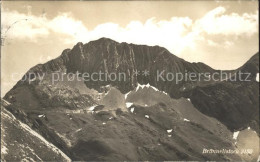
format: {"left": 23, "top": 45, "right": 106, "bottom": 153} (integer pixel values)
{"left": 21, "top": 38, "right": 214, "bottom": 98}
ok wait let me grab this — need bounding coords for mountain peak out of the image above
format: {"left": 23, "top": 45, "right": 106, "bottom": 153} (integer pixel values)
{"left": 75, "top": 42, "right": 84, "bottom": 47}
{"left": 3, "top": 37, "right": 259, "bottom": 161}
{"left": 91, "top": 37, "right": 118, "bottom": 44}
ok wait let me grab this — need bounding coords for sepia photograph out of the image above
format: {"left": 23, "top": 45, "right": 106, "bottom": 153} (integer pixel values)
{"left": 1, "top": 0, "right": 259, "bottom": 161}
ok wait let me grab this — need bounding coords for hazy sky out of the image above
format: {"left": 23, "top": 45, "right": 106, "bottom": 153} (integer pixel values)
{"left": 1, "top": 1, "right": 259, "bottom": 96}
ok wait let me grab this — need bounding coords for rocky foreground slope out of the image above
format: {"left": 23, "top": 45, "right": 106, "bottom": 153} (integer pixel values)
{"left": 1, "top": 100, "right": 71, "bottom": 161}
{"left": 2, "top": 38, "right": 259, "bottom": 161}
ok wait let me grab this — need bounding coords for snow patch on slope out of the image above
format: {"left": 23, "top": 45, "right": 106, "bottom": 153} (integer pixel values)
{"left": 135, "top": 83, "right": 169, "bottom": 96}
{"left": 88, "top": 105, "right": 97, "bottom": 111}
{"left": 136, "top": 83, "right": 146, "bottom": 91}
{"left": 184, "top": 118, "right": 190, "bottom": 122}
{"left": 125, "top": 91, "right": 131, "bottom": 99}
{"left": 1, "top": 145, "right": 8, "bottom": 154}
{"left": 130, "top": 108, "right": 135, "bottom": 113}
{"left": 167, "top": 129, "right": 173, "bottom": 133}
{"left": 233, "top": 131, "right": 240, "bottom": 140}
{"left": 136, "top": 83, "right": 159, "bottom": 92}
{"left": 75, "top": 128, "right": 82, "bottom": 132}
{"left": 162, "top": 91, "right": 168, "bottom": 95}
{"left": 126, "top": 102, "right": 133, "bottom": 108}
{"left": 38, "top": 114, "right": 45, "bottom": 118}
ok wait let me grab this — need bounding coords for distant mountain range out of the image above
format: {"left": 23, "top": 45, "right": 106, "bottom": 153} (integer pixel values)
{"left": 2, "top": 38, "right": 259, "bottom": 161}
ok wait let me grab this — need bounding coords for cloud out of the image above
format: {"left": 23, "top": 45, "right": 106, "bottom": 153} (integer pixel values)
{"left": 1, "top": 6, "right": 258, "bottom": 55}
{"left": 1, "top": 9, "right": 88, "bottom": 42}
{"left": 193, "top": 6, "right": 259, "bottom": 36}
{"left": 47, "top": 13, "right": 89, "bottom": 41}
{"left": 1, "top": 9, "right": 49, "bottom": 40}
